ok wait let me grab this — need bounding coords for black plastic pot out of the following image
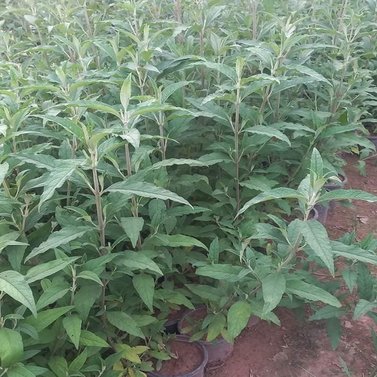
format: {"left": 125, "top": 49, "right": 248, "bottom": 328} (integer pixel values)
{"left": 324, "top": 173, "right": 348, "bottom": 191}
{"left": 177, "top": 308, "right": 234, "bottom": 369}
{"left": 314, "top": 204, "right": 329, "bottom": 224}
{"left": 148, "top": 335, "right": 208, "bottom": 377}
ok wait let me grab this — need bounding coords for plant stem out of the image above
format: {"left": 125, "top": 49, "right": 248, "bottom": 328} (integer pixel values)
{"left": 91, "top": 150, "right": 106, "bottom": 249}
{"left": 234, "top": 81, "right": 241, "bottom": 212}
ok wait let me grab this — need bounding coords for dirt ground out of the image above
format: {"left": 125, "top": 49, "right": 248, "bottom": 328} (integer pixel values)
{"left": 207, "top": 154, "right": 377, "bottom": 377}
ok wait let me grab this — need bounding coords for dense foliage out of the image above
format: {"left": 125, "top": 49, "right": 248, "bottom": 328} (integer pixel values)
{"left": 1, "top": 0, "right": 377, "bottom": 376}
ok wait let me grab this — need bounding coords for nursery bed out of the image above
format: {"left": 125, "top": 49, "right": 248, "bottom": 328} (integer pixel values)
{"left": 207, "top": 154, "right": 377, "bottom": 377}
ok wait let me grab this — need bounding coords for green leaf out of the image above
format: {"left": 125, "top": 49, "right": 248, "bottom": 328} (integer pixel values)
{"left": 185, "top": 284, "right": 222, "bottom": 302}
{"left": 309, "top": 306, "right": 345, "bottom": 321}
{"left": 326, "top": 318, "right": 341, "bottom": 350}
{"left": 77, "top": 271, "right": 103, "bottom": 286}
{"left": 41, "top": 115, "right": 84, "bottom": 140}
{"left": 0, "top": 232, "right": 27, "bottom": 254}
{"left": 107, "top": 312, "right": 145, "bottom": 339}
{"left": 195, "top": 264, "right": 245, "bottom": 282}
{"left": 353, "top": 299, "right": 377, "bottom": 319}
{"left": 36, "top": 286, "right": 70, "bottom": 311}
{"left": 0, "top": 162, "right": 9, "bottom": 185}
{"left": 341, "top": 268, "right": 358, "bottom": 292}
{"left": 25, "top": 306, "right": 73, "bottom": 331}
{"left": 192, "top": 60, "right": 237, "bottom": 82}
{"left": 79, "top": 330, "right": 109, "bottom": 348}
{"left": 310, "top": 148, "right": 323, "bottom": 181}
{"left": 286, "top": 280, "right": 341, "bottom": 307}
{"left": 65, "top": 100, "right": 119, "bottom": 117}
{"left": 116, "top": 344, "right": 142, "bottom": 364}
{"left": 300, "top": 220, "right": 334, "bottom": 275}
{"left": 7, "top": 365, "right": 36, "bottom": 377}
{"left": 48, "top": 357, "right": 68, "bottom": 377}
{"left": 331, "top": 241, "right": 377, "bottom": 265}
{"left": 148, "top": 158, "right": 208, "bottom": 170}
{"left": 237, "top": 188, "right": 303, "bottom": 216}
{"left": 120, "top": 128, "right": 140, "bottom": 149}
{"left": 118, "top": 251, "right": 162, "bottom": 275}
{"left": 246, "top": 125, "right": 291, "bottom": 146}
{"left": 318, "top": 189, "right": 377, "bottom": 203}
{"left": 120, "top": 217, "right": 144, "bottom": 248}
{"left": 288, "top": 64, "right": 331, "bottom": 85}
{"left": 161, "top": 81, "right": 191, "bottom": 103}
{"left": 154, "top": 234, "right": 208, "bottom": 250}
{"left": 0, "top": 328, "right": 23, "bottom": 367}
{"left": 207, "top": 313, "right": 226, "bottom": 342}
{"left": 132, "top": 274, "right": 154, "bottom": 312}
{"left": 106, "top": 181, "right": 191, "bottom": 207}
{"left": 69, "top": 349, "right": 88, "bottom": 373}
{"left": 26, "top": 257, "right": 79, "bottom": 283}
{"left": 63, "top": 315, "right": 82, "bottom": 349}
{"left": 0, "top": 271, "right": 36, "bottom": 316}
{"left": 39, "top": 165, "right": 78, "bottom": 209}
{"left": 120, "top": 74, "right": 132, "bottom": 110}
{"left": 227, "top": 301, "right": 252, "bottom": 339}
{"left": 262, "top": 273, "right": 286, "bottom": 313}
{"left": 26, "top": 226, "right": 91, "bottom": 261}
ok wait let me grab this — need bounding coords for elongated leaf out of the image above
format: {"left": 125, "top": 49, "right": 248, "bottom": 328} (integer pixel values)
{"left": 77, "top": 271, "right": 103, "bottom": 286}
{"left": 25, "top": 306, "right": 73, "bottom": 331}
{"left": 63, "top": 315, "right": 82, "bottom": 349}
{"left": 48, "top": 356, "right": 68, "bottom": 377}
{"left": 120, "top": 74, "right": 132, "bottom": 110}
{"left": 353, "top": 299, "right": 377, "bottom": 319}
{"left": 26, "top": 226, "right": 91, "bottom": 261}
{"left": 41, "top": 115, "right": 84, "bottom": 140}
{"left": 69, "top": 349, "right": 88, "bottom": 373}
{"left": 0, "top": 162, "right": 9, "bottom": 186}
{"left": 7, "top": 365, "right": 36, "bottom": 377}
{"left": 79, "top": 330, "right": 109, "bottom": 347}
{"left": 26, "top": 257, "right": 79, "bottom": 283}
{"left": 318, "top": 189, "right": 377, "bottom": 203}
{"left": 331, "top": 241, "right": 377, "bottom": 265}
{"left": 237, "top": 188, "right": 303, "bottom": 216}
{"left": 310, "top": 148, "right": 323, "bottom": 179}
{"left": 120, "top": 128, "right": 140, "bottom": 149}
{"left": 0, "top": 232, "right": 27, "bottom": 254}
{"left": 246, "top": 125, "right": 291, "bottom": 146}
{"left": 195, "top": 264, "right": 245, "bottom": 282}
{"left": 262, "top": 273, "right": 286, "bottom": 313}
{"left": 326, "top": 318, "right": 341, "bottom": 349}
{"left": 288, "top": 64, "right": 331, "bottom": 85}
{"left": 161, "top": 81, "right": 191, "bottom": 103}
{"left": 154, "top": 234, "right": 208, "bottom": 250}
{"left": 300, "top": 220, "right": 334, "bottom": 275}
{"left": 106, "top": 181, "right": 191, "bottom": 207}
{"left": 132, "top": 274, "right": 154, "bottom": 312}
{"left": 192, "top": 60, "right": 237, "bottom": 81}
{"left": 107, "top": 312, "right": 145, "bottom": 339}
{"left": 65, "top": 100, "right": 119, "bottom": 117}
{"left": 0, "top": 271, "right": 36, "bottom": 316}
{"left": 0, "top": 328, "right": 23, "bottom": 367}
{"left": 207, "top": 313, "right": 226, "bottom": 342}
{"left": 286, "top": 280, "right": 341, "bottom": 307}
{"left": 185, "top": 284, "right": 222, "bottom": 302}
{"left": 227, "top": 301, "right": 252, "bottom": 339}
{"left": 117, "top": 251, "right": 162, "bottom": 275}
{"left": 36, "top": 286, "right": 70, "bottom": 310}
{"left": 309, "top": 306, "right": 345, "bottom": 321}
{"left": 148, "top": 158, "right": 208, "bottom": 170}
{"left": 120, "top": 217, "right": 144, "bottom": 248}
